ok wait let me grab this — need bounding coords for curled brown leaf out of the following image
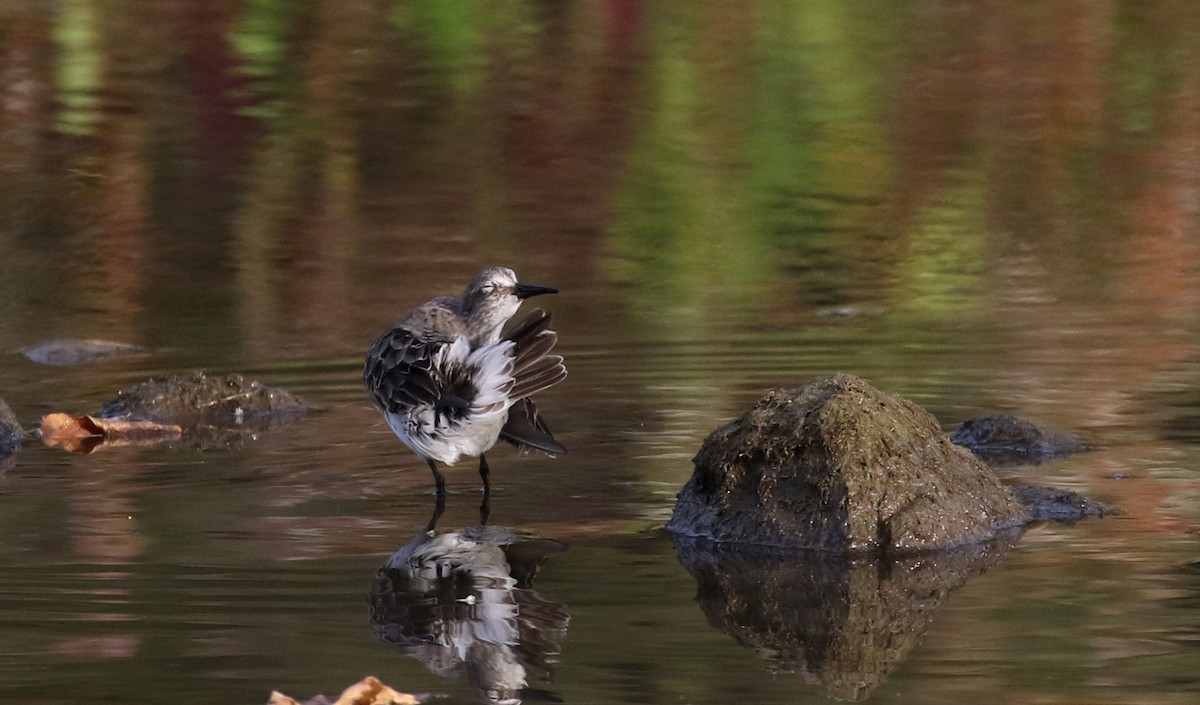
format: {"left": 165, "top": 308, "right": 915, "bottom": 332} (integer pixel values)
{"left": 39, "top": 413, "right": 182, "bottom": 453}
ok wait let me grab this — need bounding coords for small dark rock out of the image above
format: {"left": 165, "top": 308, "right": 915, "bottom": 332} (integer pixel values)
{"left": 1145, "top": 377, "right": 1200, "bottom": 445}
{"left": 667, "top": 374, "right": 1030, "bottom": 554}
{"left": 97, "top": 371, "right": 307, "bottom": 425}
{"left": 21, "top": 339, "right": 142, "bottom": 366}
{"left": 1008, "top": 483, "right": 1119, "bottom": 523}
{"left": 0, "top": 398, "right": 26, "bottom": 456}
{"left": 951, "top": 414, "right": 1087, "bottom": 465}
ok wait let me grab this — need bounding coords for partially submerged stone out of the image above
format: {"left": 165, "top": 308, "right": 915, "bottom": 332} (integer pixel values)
{"left": 98, "top": 372, "right": 307, "bottom": 425}
{"left": 1009, "top": 483, "right": 1119, "bottom": 523}
{"left": 1157, "top": 384, "right": 1200, "bottom": 445}
{"left": 0, "top": 398, "right": 25, "bottom": 456}
{"left": 951, "top": 414, "right": 1087, "bottom": 465}
{"left": 21, "top": 338, "right": 142, "bottom": 366}
{"left": 666, "top": 374, "right": 1030, "bottom": 554}
{"left": 90, "top": 372, "right": 307, "bottom": 449}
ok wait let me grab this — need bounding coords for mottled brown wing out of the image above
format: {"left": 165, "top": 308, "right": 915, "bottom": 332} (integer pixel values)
{"left": 363, "top": 327, "right": 444, "bottom": 413}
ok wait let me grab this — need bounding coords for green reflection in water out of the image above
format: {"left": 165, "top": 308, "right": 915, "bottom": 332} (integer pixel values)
{"left": 53, "top": 0, "right": 101, "bottom": 135}
{"left": 392, "top": 0, "right": 539, "bottom": 104}
{"left": 606, "top": 4, "right": 767, "bottom": 327}
{"left": 229, "top": 0, "right": 307, "bottom": 123}
{"left": 392, "top": 0, "right": 488, "bottom": 101}
{"left": 607, "top": 2, "right": 902, "bottom": 328}
{"left": 895, "top": 168, "right": 987, "bottom": 318}
{"left": 746, "top": 1, "right": 892, "bottom": 305}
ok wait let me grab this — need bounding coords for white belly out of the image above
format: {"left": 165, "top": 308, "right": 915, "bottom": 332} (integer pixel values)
{"left": 384, "top": 408, "right": 508, "bottom": 465}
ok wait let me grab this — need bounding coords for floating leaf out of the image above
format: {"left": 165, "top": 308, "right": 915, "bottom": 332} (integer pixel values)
{"left": 39, "top": 413, "right": 181, "bottom": 453}
{"left": 267, "top": 677, "right": 425, "bottom": 705}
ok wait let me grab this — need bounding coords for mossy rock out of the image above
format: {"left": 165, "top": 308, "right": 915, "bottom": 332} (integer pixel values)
{"left": 94, "top": 372, "right": 307, "bottom": 449}
{"left": 666, "top": 374, "right": 1030, "bottom": 554}
{"left": 97, "top": 372, "right": 307, "bottom": 425}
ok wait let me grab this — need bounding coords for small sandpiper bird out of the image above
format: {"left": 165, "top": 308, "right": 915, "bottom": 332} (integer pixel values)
{"left": 364, "top": 267, "right": 567, "bottom": 501}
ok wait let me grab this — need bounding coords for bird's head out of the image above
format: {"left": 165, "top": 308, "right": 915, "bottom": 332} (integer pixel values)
{"left": 463, "top": 267, "right": 557, "bottom": 344}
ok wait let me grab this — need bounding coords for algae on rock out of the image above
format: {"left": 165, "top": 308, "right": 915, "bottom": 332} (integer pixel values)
{"left": 667, "top": 374, "right": 1029, "bottom": 554}
{"left": 98, "top": 372, "right": 307, "bottom": 425}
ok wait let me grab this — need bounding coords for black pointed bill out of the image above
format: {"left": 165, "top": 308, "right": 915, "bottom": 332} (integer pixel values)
{"left": 514, "top": 282, "right": 558, "bottom": 299}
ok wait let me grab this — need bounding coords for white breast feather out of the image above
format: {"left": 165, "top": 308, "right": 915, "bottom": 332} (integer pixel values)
{"left": 465, "top": 340, "right": 516, "bottom": 414}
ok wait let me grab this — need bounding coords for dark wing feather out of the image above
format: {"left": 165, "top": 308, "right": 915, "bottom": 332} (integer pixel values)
{"left": 363, "top": 327, "right": 445, "bottom": 412}
{"left": 511, "top": 357, "right": 566, "bottom": 400}
{"left": 498, "top": 310, "right": 567, "bottom": 455}
{"left": 500, "top": 397, "right": 566, "bottom": 455}
{"left": 504, "top": 309, "right": 567, "bottom": 400}
{"left": 513, "top": 330, "right": 557, "bottom": 368}
{"left": 503, "top": 309, "right": 552, "bottom": 345}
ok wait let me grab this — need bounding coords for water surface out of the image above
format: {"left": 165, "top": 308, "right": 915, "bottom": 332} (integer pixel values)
{"left": 0, "top": 2, "right": 1198, "bottom": 704}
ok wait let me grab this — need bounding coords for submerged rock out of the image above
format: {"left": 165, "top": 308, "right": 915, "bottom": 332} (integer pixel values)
{"left": 666, "top": 374, "right": 1029, "bottom": 554}
{"left": 1155, "top": 383, "right": 1200, "bottom": 445}
{"left": 21, "top": 338, "right": 142, "bottom": 366}
{"left": 0, "top": 398, "right": 25, "bottom": 456}
{"left": 98, "top": 371, "right": 307, "bottom": 425}
{"left": 1009, "top": 483, "right": 1119, "bottom": 523}
{"left": 951, "top": 414, "right": 1087, "bottom": 465}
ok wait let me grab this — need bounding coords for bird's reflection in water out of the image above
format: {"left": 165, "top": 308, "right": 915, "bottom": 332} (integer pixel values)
{"left": 674, "top": 532, "right": 1020, "bottom": 702}
{"left": 370, "top": 523, "right": 569, "bottom": 705}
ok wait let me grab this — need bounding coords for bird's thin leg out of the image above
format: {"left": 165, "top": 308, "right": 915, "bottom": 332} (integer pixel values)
{"left": 426, "top": 458, "right": 447, "bottom": 497}
{"left": 423, "top": 458, "right": 446, "bottom": 535}
{"left": 426, "top": 491, "right": 446, "bottom": 535}
{"left": 476, "top": 454, "right": 492, "bottom": 525}
{"left": 479, "top": 491, "right": 491, "bottom": 526}
{"left": 478, "top": 454, "right": 491, "bottom": 496}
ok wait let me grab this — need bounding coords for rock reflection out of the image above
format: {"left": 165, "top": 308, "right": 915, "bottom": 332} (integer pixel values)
{"left": 674, "top": 532, "right": 1020, "bottom": 701}
{"left": 370, "top": 526, "right": 569, "bottom": 705}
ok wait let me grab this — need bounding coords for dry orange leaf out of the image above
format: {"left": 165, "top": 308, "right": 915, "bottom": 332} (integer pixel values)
{"left": 39, "top": 413, "right": 181, "bottom": 453}
{"left": 267, "top": 677, "right": 424, "bottom": 705}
